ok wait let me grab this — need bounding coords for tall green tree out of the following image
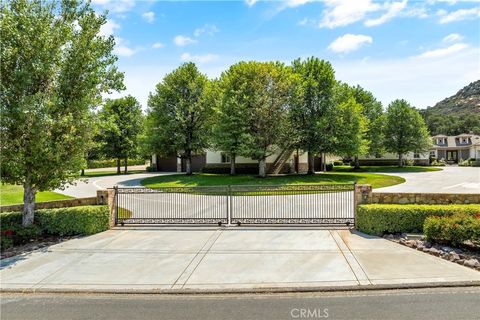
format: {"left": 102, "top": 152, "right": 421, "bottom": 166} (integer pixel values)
{"left": 333, "top": 97, "right": 368, "bottom": 161}
{"left": 235, "top": 61, "right": 295, "bottom": 178}
{"left": 147, "top": 62, "right": 212, "bottom": 175}
{"left": 352, "top": 86, "right": 384, "bottom": 156}
{"left": 384, "top": 100, "right": 432, "bottom": 167}
{"left": 291, "top": 57, "right": 336, "bottom": 174}
{"left": 98, "top": 96, "right": 143, "bottom": 174}
{"left": 0, "top": 0, "right": 124, "bottom": 226}
{"left": 212, "top": 65, "right": 253, "bottom": 175}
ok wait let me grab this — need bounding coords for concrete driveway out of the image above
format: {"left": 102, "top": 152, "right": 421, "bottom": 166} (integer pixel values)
{"left": 377, "top": 166, "right": 480, "bottom": 193}
{"left": 55, "top": 172, "right": 177, "bottom": 198}
{"left": 1, "top": 228, "right": 479, "bottom": 291}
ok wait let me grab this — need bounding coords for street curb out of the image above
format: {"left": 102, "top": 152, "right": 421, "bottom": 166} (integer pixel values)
{"left": 2, "top": 281, "right": 480, "bottom": 295}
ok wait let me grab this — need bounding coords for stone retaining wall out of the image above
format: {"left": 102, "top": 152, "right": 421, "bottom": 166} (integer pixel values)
{"left": 0, "top": 190, "right": 109, "bottom": 213}
{"left": 370, "top": 192, "right": 480, "bottom": 205}
{"left": 353, "top": 184, "right": 480, "bottom": 205}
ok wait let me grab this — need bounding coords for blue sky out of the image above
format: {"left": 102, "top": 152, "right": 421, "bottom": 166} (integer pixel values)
{"left": 93, "top": 0, "right": 480, "bottom": 109}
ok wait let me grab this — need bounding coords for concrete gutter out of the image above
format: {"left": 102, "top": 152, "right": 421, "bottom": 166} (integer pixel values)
{"left": 3, "top": 281, "right": 480, "bottom": 295}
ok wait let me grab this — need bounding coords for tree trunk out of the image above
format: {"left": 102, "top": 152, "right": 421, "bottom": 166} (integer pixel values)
{"left": 258, "top": 158, "right": 267, "bottom": 178}
{"left": 354, "top": 155, "right": 360, "bottom": 169}
{"left": 230, "top": 154, "right": 236, "bottom": 175}
{"left": 81, "top": 169, "right": 85, "bottom": 176}
{"left": 398, "top": 153, "right": 404, "bottom": 167}
{"left": 22, "top": 182, "right": 36, "bottom": 226}
{"left": 321, "top": 152, "right": 326, "bottom": 172}
{"left": 307, "top": 151, "right": 315, "bottom": 175}
{"left": 124, "top": 157, "right": 128, "bottom": 174}
{"left": 185, "top": 156, "right": 192, "bottom": 175}
{"left": 116, "top": 158, "right": 121, "bottom": 174}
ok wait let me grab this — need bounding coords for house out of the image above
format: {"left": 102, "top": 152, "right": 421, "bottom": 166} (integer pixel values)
{"left": 152, "top": 149, "right": 338, "bottom": 173}
{"left": 430, "top": 133, "right": 480, "bottom": 163}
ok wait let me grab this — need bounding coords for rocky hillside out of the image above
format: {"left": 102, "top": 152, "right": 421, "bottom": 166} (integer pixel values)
{"left": 428, "top": 80, "right": 480, "bottom": 115}
{"left": 421, "top": 80, "right": 480, "bottom": 135}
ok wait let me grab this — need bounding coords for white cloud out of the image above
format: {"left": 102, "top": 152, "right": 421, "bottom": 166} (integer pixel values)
{"left": 142, "top": 11, "right": 155, "bottom": 23}
{"left": 99, "top": 19, "right": 120, "bottom": 37}
{"left": 180, "top": 53, "right": 219, "bottom": 64}
{"left": 319, "top": 0, "right": 380, "bottom": 28}
{"left": 114, "top": 37, "right": 138, "bottom": 57}
{"left": 438, "top": 7, "right": 480, "bottom": 23}
{"left": 173, "top": 35, "right": 197, "bottom": 47}
{"left": 442, "top": 33, "right": 464, "bottom": 43}
{"left": 245, "top": 0, "right": 258, "bottom": 7}
{"left": 328, "top": 34, "right": 373, "bottom": 54}
{"left": 415, "top": 43, "right": 469, "bottom": 59}
{"left": 152, "top": 42, "right": 164, "bottom": 49}
{"left": 91, "top": 0, "right": 135, "bottom": 13}
{"left": 283, "top": 0, "right": 314, "bottom": 8}
{"left": 334, "top": 48, "right": 479, "bottom": 108}
{"left": 193, "top": 24, "right": 219, "bottom": 37}
{"left": 364, "top": 0, "right": 407, "bottom": 27}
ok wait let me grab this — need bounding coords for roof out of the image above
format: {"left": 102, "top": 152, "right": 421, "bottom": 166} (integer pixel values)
{"left": 432, "top": 134, "right": 480, "bottom": 148}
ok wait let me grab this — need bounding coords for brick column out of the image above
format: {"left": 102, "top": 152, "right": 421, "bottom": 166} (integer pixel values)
{"left": 355, "top": 184, "right": 372, "bottom": 205}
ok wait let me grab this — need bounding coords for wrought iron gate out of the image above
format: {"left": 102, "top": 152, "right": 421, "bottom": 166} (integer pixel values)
{"left": 114, "top": 184, "right": 355, "bottom": 226}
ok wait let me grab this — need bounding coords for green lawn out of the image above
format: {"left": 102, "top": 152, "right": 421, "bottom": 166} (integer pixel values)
{"left": 141, "top": 172, "right": 405, "bottom": 189}
{"left": 0, "top": 184, "right": 73, "bottom": 206}
{"left": 333, "top": 166, "right": 442, "bottom": 173}
{"left": 79, "top": 170, "right": 145, "bottom": 178}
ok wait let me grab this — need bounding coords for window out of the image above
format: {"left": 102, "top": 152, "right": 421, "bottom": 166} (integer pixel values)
{"left": 414, "top": 153, "right": 420, "bottom": 159}
{"left": 430, "top": 151, "right": 436, "bottom": 157}
{"left": 221, "top": 153, "right": 231, "bottom": 163}
{"left": 461, "top": 138, "right": 468, "bottom": 144}
{"left": 436, "top": 138, "right": 445, "bottom": 144}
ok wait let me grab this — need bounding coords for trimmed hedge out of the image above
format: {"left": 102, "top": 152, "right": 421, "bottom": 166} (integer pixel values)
{"left": 424, "top": 213, "right": 480, "bottom": 246}
{"left": 1, "top": 206, "right": 110, "bottom": 250}
{"left": 356, "top": 204, "right": 480, "bottom": 236}
{"left": 87, "top": 159, "right": 146, "bottom": 169}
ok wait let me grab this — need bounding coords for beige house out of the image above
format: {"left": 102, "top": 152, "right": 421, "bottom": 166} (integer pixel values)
{"left": 430, "top": 133, "right": 480, "bottom": 163}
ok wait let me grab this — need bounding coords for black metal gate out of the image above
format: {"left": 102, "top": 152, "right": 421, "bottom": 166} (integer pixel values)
{"left": 114, "top": 184, "right": 355, "bottom": 226}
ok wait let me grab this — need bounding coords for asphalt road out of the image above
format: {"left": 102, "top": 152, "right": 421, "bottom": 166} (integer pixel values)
{"left": 2, "top": 287, "right": 480, "bottom": 320}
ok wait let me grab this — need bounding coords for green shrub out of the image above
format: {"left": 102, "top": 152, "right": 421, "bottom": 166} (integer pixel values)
{"left": 35, "top": 206, "right": 110, "bottom": 236}
{"left": 356, "top": 204, "right": 480, "bottom": 236}
{"left": 424, "top": 213, "right": 480, "bottom": 246}
{"left": 87, "top": 159, "right": 146, "bottom": 169}
{"left": 333, "top": 160, "right": 343, "bottom": 166}
{"left": 0, "top": 205, "right": 109, "bottom": 240}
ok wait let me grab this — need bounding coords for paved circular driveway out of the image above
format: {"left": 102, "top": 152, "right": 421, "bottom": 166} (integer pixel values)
{"left": 376, "top": 166, "right": 480, "bottom": 193}
{"left": 55, "top": 172, "right": 178, "bottom": 198}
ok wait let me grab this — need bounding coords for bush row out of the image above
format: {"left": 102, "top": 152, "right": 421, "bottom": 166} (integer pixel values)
{"left": 424, "top": 213, "right": 480, "bottom": 246}
{"left": 356, "top": 204, "right": 480, "bottom": 236}
{"left": 87, "top": 159, "right": 146, "bottom": 169}
{"left": 1, "top": 206, "right": 110, "bottom": 251}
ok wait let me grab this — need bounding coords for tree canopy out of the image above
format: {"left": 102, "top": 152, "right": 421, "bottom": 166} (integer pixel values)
{"left": 384, "top": 99, "right": 431, "bottom": 166}
{"left": 146, "top": 62, "right": 213, "bottom": 175}
{"left": 0, "top": 0, "right": 124, "bottom": 225}
{"left": 98, "top": 96, "right": 143, "bottom": 173}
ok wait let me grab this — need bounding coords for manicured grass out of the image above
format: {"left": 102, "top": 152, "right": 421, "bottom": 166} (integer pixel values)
{"left": 0, "top": 184, "right": 73, "bottom": 206}
{"left": 79, "top": 170, "right": 145, "bottom": 178}
{"left": 333, "top": 165, "right": 442, "bottom": 173}
{"left": 141, "top": 172, "right": 405, "bottom": 189}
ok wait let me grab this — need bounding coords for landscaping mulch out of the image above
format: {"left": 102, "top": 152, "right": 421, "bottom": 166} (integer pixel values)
{"left": 384, "top": 234, "right": 480, "bottom": 272}
{"left": 1, "top": 235, "right": 79, "bottom": 260}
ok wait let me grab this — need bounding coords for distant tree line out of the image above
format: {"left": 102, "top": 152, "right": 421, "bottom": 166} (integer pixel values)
{"left": 419, "top": 109, "right": 480, "bottom": 136}
{"left": 144, "top": 59, "right": 431, "bottom": 177}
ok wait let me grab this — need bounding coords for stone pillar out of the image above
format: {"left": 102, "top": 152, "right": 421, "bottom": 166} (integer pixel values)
{"left": 355, "top": 184, "right": 372, "bottom": 205}
{"left": 96, "top": 190, "right": 108, "bottom": 205}
{"left": 107, "top": 188, "right": 117, "bottom": 228}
